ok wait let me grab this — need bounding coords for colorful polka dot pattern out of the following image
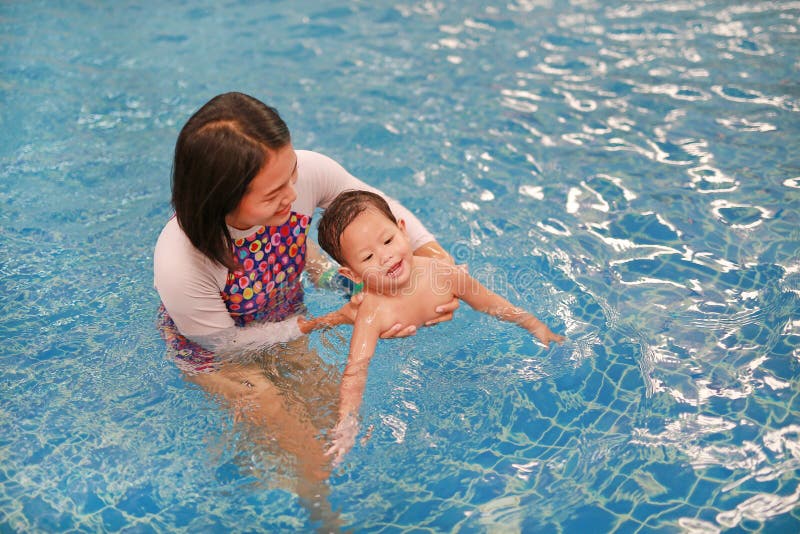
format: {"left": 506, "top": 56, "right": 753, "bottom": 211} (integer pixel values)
{"left": 221, "top": 213, "right": 310, "bottom": 326}
{"left": 157, "top": 304, "right": 216, "bottom": 373}
{"left": 157, "top": 212, "right": 311, "bottom": 372}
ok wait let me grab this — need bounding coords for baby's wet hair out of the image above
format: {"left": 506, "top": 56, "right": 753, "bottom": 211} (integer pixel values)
{"left": 317, "top": 190, "right": 397, "bottom": 266}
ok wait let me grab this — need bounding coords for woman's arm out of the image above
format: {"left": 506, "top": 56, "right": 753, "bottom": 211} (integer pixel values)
{"left": 155, "top": 217, "right": 319, "bottom": 354}
{"left": 304, "top": 238, "right": 335, "bottom": 286}
{"left": 297, "top": 150, "right": 436, "bottom": 250}
{"left": 297, "top": 294, "right": 361, "bottom": 334}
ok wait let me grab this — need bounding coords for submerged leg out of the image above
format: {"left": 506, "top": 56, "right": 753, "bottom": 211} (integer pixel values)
{"left": 182, "top": 338, "right": 344, "bottom": 531}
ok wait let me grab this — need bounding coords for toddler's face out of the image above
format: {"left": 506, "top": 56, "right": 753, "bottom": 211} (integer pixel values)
{"left": 338, "top": 208, "right": 414, "bottom": 293}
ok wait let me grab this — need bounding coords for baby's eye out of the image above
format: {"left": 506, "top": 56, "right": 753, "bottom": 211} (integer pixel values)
{"left": 362, "top": 253, "right": 373, "bottom": 262}
{"left": 384, "top": 236, "right": 394, "bottom": 245}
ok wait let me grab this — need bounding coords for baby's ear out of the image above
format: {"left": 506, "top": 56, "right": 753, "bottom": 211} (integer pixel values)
{"left": 338, "top": 266, "right": 362, "bottom": 284}
{"left": 398, "top": 219, "right": 407, "bottom": 233}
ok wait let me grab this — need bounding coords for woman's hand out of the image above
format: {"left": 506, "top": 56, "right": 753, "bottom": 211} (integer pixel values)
{"left": 298, "top": 263, "right": 459, "bottom": 337}
{"left": 423, "top": 297, "right": 460, "bottom": 327}
{"left": 379, "top": 323, "right": 418, "bottom": 339}
{"left": 336, "top": 292, "right": 363, "bottom": 324}
{"left": 378, "top": 297, "right": 460, "bottom": 337}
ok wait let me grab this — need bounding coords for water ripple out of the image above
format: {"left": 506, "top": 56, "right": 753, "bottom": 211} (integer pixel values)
{"left": 4, "top": 0, "right": 800, "bottom": 531}
{"left": 716, "top": 485, "right": 800, "bottom": 529}
{"left": 633, "top": 82, "right": 711, "bottom": 102}
{"left": 710, "top": 199, "right": 773, "bottom": 229}
{"left": 716, "top": 117, "right": 776, "bottom": 132}
{"left": 783, "top": 177, "right": 800, "bottom": 189}
{"left": 712, "top": 85, "right": 799, "bottom": 111}
{"left": 688, "top": 165, "right": 739, "bottom": 193}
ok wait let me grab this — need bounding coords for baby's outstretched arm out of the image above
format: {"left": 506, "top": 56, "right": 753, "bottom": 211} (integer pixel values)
{"left": 451, "top": 267, "right": 565, "bottom": 345}
{"left": 326, "top": 305, "right": 382, "bottom": 465}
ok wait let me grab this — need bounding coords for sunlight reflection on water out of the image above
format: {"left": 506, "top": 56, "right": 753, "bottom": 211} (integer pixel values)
{"left": 1, "top": 0, "right": 799, "bottom": 531}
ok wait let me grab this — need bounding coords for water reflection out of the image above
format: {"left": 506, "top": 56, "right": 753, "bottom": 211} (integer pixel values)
{"left": 712, "top": 85, "right": 799, "bottom": 111}
{"left": 486, "top": 0, "right": 799, "bottom": 517}
{"left": 4, "top": 0, "right": 799, "bottom": 530}
{"left": 710, "top": 199, "right": 772, "bottom": 229}
{"left": 688, "top": 165, "right": 739, "bottom": 193}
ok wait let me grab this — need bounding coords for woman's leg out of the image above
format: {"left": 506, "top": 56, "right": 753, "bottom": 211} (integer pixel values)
{"left": 182, "top": 337, "right": 344, "bottom": 530}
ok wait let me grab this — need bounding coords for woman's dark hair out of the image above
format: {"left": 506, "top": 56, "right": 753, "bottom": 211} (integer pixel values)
{"left": 317, "top": 190, "right": 397, "bottom": 266}
{"left": 172, "top": 92, "right": 291, "bottom": 270}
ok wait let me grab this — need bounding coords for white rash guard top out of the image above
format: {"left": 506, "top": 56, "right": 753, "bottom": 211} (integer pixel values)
{"left": 154, "top": 149, "right": 434, "bottom": 355}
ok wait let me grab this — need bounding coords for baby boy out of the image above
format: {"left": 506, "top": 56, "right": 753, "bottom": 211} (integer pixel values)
{"left": 317, "top": 190, "right": 564, "bottom": 462}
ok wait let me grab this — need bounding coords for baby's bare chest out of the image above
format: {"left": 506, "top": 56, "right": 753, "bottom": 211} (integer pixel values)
{"left": 379, "top": 280, "right": 455, "bottom": 329}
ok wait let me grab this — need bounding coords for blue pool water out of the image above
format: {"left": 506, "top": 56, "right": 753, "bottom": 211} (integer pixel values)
{"left": 2, "top": 0, "right": 799, "bottom": 531}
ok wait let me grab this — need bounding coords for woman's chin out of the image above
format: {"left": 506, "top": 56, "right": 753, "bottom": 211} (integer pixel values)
{"left": 265, "top": 210, "right": 292, "bottom": 227}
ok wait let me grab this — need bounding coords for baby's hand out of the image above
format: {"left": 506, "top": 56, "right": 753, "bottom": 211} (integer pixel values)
{"left": 531, "top": 323, "right": 565, "bottom": 346}
{"left": 325, "top": 413, "right": 360, "bottom": 467}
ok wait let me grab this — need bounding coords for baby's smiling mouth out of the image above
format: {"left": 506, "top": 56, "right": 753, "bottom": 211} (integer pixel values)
{"left": 387, "top": 260, "right": 403, "bottom": 277}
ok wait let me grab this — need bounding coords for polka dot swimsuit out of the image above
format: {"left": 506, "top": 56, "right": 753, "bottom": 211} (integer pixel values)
{"left": 158, "top": 212, "right": 310, "bottom": 372}
{"left": 222, "top": 213, "right": 309, "bottom": 325}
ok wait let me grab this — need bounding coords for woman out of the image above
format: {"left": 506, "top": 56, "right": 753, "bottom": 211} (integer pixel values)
{"left": 153, "top": 92, "right": 455, "bottom": 522}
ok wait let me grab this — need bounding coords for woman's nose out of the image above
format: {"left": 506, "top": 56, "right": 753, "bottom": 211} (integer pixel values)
{"left": 283, "top": 186, "right": 297, "bottom": 206}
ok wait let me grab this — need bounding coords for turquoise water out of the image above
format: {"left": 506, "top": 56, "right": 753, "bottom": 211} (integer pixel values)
{"left": 2, "top": 0, "right": 799, "bottom": 531}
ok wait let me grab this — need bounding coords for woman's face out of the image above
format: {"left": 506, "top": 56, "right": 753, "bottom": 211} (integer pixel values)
{"left": 226, "top": 144, "right": 298, "bottom": 230}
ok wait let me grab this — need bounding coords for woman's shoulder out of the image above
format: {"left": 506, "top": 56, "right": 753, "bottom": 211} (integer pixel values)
{"left": 154, "top": 217, "right": 224, "bottom": 284}
{"left": 293, "top": 149, "right": 355, "bottom": 212}
{"left": 295, "top": 148, "right": 329, "bottom": 162}
{"left": 154, "top": 217, "right": 192, "bottom": 258}
{"left": 296, "top": 149, "right": 343, "bottom": 175}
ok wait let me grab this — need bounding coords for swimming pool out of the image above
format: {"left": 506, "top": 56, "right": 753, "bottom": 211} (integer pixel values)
{"left": 2, "top": 0, "right": 799, "bottom": 531}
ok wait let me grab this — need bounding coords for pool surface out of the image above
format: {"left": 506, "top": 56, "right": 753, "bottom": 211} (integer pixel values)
{"left": 2, "top": 0, "right": 799, "bottom": 531}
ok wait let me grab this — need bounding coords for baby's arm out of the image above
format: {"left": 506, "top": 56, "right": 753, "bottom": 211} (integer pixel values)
{"left": 451, "top": 268, "right": 564, "bottom": 345}
{"left": 338, "top": 314, "right": 381, "bottom": 420}
{"left": 327, "top": 302, "right": 383, "bottom": 465}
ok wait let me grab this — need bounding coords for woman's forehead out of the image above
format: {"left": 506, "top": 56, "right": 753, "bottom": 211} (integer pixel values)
{"left": 247, "top": 145, "right": 297, "bottom": 193}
